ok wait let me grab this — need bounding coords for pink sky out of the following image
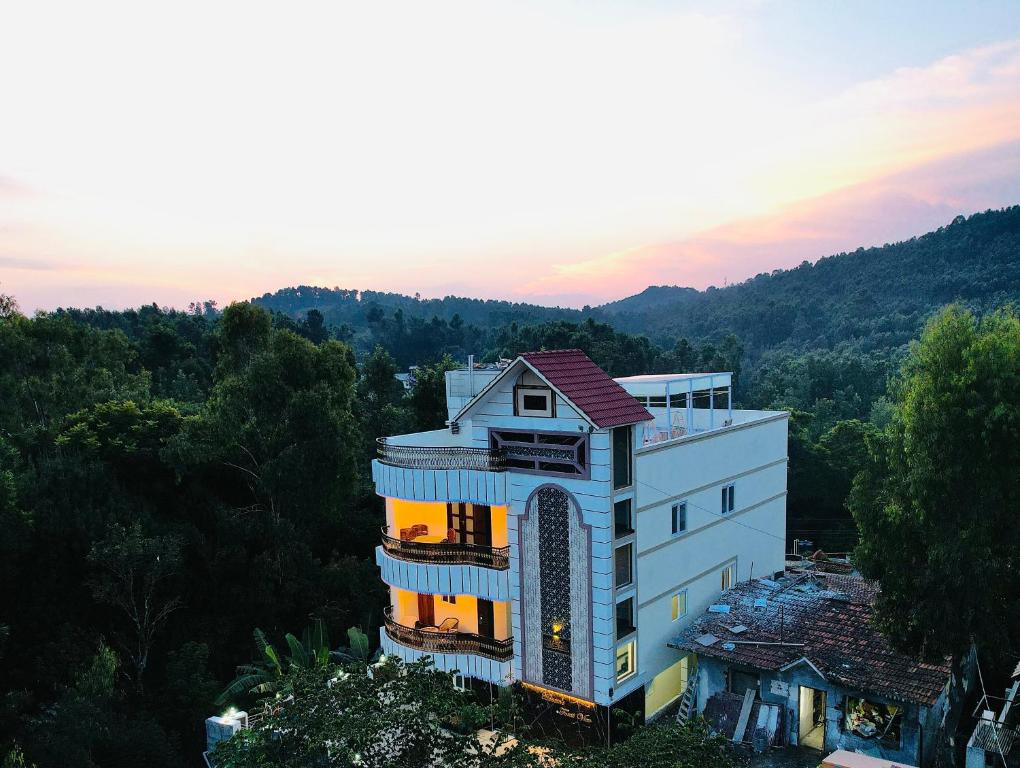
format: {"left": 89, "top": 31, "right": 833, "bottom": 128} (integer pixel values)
{"left": 2, "top": 4, "right": 1020, "bottom": 312}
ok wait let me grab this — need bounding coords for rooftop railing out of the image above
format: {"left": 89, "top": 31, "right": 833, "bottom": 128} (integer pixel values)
{"left": 380, "top": 528, "right": 510, "bottom": 570}
{"left": 376, "top": 437, "right": 506, "bottom": 472}
{"left": 383, "top": 608, "right": 513, "bottom": 662}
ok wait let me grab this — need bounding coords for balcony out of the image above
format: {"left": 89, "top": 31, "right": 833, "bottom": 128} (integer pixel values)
{"left": 382, "top": 607, "right": 513, "bottom": 662}
{"left": 376, "top": 428, "right": 506, "bottom": 472}
{"left": 381, "top": 527, "right": 510, "bottom": 570}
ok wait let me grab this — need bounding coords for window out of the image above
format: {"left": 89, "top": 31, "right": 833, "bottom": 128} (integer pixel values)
{"left": 727, "top": 669, "right": 759, "bottom": 696}
{"left": 452, "top": 672, "right": 468, "bottom": 692}
{"left": 671, "top": 590, "right": 688, "bottom": 621}
{"left": 616, "top": 641, "right": 636, "bottom": 683}
{"left": 616, "top": 597, "right": 636, "bottom": 639}
{"left": 845, "top": 697, "right": 902, "bottom": 747}
{"left": 612, "top": 426, "right": 632, "bottom": 489}
{"left": 514, "top": 371, "right": 554, "bottom": 417}
{"left": 615, "top": 543, "right": 633, "bottom": 588}
{"left": 671, "top": 502, "right": 687, "bottom": 535}
{"left": 721, "top": 563, "right": 736, "bottom": 591}
{"left": 721, "top": 484, "right": 735, "bottom": 514}
{"left": 614, "top": 499, "right": 634, "bottom": 536}
{"left": 441, "top": 594, "right": 457, "bottom": 604}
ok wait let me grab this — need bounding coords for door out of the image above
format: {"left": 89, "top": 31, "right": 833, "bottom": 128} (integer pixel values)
{"left": 477, "top": 598, "right": 495, "bottom": 639}
{"left": 417, "top": 593, "right": 435, "bottom": 627}
{"left": 447, "top": 503, "right": 492, "bottom": 547}
{"left": 798, "top": 685, "right": 826, "bottom": 750}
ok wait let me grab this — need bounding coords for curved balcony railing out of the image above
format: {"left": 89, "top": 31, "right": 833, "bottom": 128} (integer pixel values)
{"left": 377, "top": 437, "right": 506, "bottom": 472}
{"left": 383, "top": 608, "right": 513, "bottom": 661}
{"left": 381, "top": 528, "right": 510, "bottom": 570}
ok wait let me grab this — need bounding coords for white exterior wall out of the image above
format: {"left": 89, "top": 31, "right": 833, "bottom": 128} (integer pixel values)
{"left": 460, "top": 371, "right": 616, "bottom": 704}
{"left": 375, "top": 360, "right": 789, "bottom": 716}
{"left": 625, "top": 413, "right": 788, "bottom": 712}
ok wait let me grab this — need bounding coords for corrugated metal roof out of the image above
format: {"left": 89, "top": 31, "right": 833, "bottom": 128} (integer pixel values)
{"left": 521, "top": 349, "right": 652, "bottom": 429}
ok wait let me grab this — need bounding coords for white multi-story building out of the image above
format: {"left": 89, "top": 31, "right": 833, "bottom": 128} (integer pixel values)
{"left": 372, "top": 349, "right": 787, "bottom": 729}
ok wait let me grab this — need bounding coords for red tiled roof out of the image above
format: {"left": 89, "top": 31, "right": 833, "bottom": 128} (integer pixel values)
{"left": 521, "top": 349, "right": 652, "bottom": 429}
{"left": 671, "top": 572, "right": 951, "bottom": 706}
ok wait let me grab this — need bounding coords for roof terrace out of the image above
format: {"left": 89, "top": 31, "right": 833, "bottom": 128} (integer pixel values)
{"left": 615, "top": 372, "right": 733, "bottom": 445}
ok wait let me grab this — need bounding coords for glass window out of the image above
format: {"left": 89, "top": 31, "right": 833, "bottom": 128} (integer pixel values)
{"left": 615, "top": 543, "right": 633, "bottom": 587}
{"left": 671, "top": 590, "right": 688, "bottom": 621}
{"left": 614, "top": 499, "right": 634, "bottom": 536}
{"left": 616, "top": 597, "right": 635, "bottom": 639}
{"left": 616, "top": 641, "right": 636, "bottom": 683}
{"left": 612, "top": 426, "right": 632, "bottom": 489}
{"left": 671, "top": 502, "right": 687, "bottom": 535}
{"left": 721, "top": 484, "right": 735, "bottom": 513}
{"left": 441, "top": 595, "right": 457, "bottom": 604}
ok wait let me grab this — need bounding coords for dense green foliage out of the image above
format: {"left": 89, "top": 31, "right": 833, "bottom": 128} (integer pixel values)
{"left": 851, "top": 306, "right": 1020, "bottom": 665}
{"left": 4, "top": 209, "right": 1019, "bottom": 765}
{"left": 213, "top": 659, "right": 737, "bottom": 768}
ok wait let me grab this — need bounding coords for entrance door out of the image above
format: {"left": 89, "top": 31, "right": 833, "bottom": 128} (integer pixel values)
{"left": 417, "top": 593, "right": 436, "bottom": 627}
{"left": 798, "top": 685, "right": 826, "bottom": 750}
{"left": 477, "top": 598, "right": 495, "bottom": 639}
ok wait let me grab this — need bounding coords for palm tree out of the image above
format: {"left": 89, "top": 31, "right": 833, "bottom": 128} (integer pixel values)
{"left": 217, "top": 620, "right": 331, "bottom": 704}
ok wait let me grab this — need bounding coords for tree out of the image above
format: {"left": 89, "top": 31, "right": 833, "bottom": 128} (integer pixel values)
{"left": 0, "top": 287, "right": 20, "bottom": 320}
{"left": 851, "top": 306, "right": 1020, "bottom": 666}
{"left": 406, "top": 355, "right": 459, "bottom": 431}
{"left": 87, "top": 522, "right": 183, "bottom": 690}
{"left": 218, "top": 621, "right": 333, "bottom": 704}
{"left": 213, "top": 659, "right": 512, "bottom": 768}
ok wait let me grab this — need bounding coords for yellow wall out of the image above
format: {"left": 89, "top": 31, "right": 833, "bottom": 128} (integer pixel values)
{"left": 385, "top": 498, "right": 509, "bottom": 547}
{"left": 390, "top": 587, "right": 511, "bottom": 640}
{"left": 644, "top": 655, "right": 691, "bottom": 716}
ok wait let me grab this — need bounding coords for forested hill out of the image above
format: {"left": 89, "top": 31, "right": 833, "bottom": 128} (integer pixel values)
{"left": 252, "top": 287, "right": 582, "bottom": 331}
{"left": 255, "top": 207, "right": 1020, "bottom": 360}
{"left": 599, "top": 206, "right": 1020, "bottom": 356}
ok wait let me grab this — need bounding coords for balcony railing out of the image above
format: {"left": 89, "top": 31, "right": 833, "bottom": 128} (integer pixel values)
{"left": 376, "top": 437, "right": 506, "bottom": 472}
{"left": 383, "top": 608, "right": 513, "bottom": 661}
{"left": 381, "top": 528, "right": 510, "bottom": 570}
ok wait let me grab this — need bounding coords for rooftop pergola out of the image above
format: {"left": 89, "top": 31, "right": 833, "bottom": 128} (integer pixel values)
{"left": 615, "top": 372, "right": 733, "bottom": 440}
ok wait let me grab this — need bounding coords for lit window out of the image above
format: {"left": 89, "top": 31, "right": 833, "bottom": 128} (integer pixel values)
{"left": 721, "top": 484, "right": 735, "bottom": 514}
{"left": 721, "top": 563, "right": 736, "bottom": 591}
{"left": 671, "top": 590, "right": 688, "bottom": 621}
{"left": 616, "top": 641, "right": 636, "bottom": 683}
{"left": 615, "top": 543, "right": 633, "bottom": 588}
{"left": 614, "top": 499, "right": 634, "bottom": 537}
{"left": 671, "top": 502, "right": 687, "bottom": 535}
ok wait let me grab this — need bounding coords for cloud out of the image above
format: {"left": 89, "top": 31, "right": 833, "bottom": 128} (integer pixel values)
{"left": 540, "top": 139, "right": 1020, "bottom": 301}
{"left": 0, "top": 255, "right": 63, "bottom": 270}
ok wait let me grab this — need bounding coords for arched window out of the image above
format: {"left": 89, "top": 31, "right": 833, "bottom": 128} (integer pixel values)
{"left": 514, "top": 370, "right": 554, "bottom": 417}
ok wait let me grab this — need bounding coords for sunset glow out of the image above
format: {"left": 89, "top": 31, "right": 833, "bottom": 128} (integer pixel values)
{"left": 3, "top": 1, "right": 1020, "bottom": 310}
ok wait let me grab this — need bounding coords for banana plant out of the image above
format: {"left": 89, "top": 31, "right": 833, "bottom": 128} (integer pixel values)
{"left": 217, "top": 620, "right": 332, "bottom": 704}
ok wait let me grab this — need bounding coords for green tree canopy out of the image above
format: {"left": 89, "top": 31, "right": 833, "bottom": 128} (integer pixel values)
{"left": 851, "top": 305, "right": 1020, "bottom": 664}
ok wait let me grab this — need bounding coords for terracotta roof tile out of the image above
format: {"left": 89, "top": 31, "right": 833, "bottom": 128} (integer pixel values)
{"left": 670, "top": 571, "right": 951, "bottom": 706}
{"left": 520, "top": 349, "right": 653, "bottom": 429}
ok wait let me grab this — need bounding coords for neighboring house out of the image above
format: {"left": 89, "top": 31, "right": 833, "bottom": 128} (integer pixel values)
{"left": 372, "top": 348, "right": 788, "bottom": 736}
{"left": 671, "top": 568, "right": 967, "bottom": 767}
{"left": 395, "top": 366, "right": 419, "bottom": 392}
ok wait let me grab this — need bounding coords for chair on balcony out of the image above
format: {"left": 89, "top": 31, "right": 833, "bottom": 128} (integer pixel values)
{"left": 399, "top": 528, "right": 413, "bottom": 540}
{"left": 410, "top": 524, "right": 428, "bottom": 538}
{"left": 446, "top": 528, "right": 457, "bottom": 543}
{"left": 436, "top": 617, "right": 459, "bottom": 633}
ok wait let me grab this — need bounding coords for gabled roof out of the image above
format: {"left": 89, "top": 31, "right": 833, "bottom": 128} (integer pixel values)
{"left": 452, "top": 349, "right": 652, "bottom": 429}
{"left": 670, "top": 571, "right": 951, "bottom": 706}
{"left": 520, "top": 349, "right": 652, "bottom": 429}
